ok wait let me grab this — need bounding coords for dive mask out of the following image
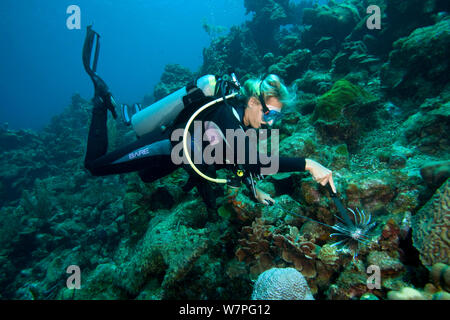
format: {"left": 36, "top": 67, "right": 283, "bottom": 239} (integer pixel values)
{"left": 262, "top": 106, "right": 283, "bottom": 126}
{"left": 258, "top": 84, "right": 283, "bottom": 126}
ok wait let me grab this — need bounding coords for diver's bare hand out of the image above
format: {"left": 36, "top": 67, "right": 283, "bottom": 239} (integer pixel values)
{"left": 305, "top": 159, "right": 336, "bottom": 193}
{"left": 255, "top": 188, "right": 275, "bottom": 206}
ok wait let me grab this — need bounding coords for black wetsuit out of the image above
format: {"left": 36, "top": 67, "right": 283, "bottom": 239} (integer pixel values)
{"left": 84, "top": 97, "right": 306, "bottom": 208}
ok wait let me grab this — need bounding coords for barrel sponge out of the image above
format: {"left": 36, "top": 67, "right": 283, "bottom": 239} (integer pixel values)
{"left": 251, "top": 268, "right": 314, "bottom": 300}
{"left": 412, "top": 178, "right": 450, "bottom": 267}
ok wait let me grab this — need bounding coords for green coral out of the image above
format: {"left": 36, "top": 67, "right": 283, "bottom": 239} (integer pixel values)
{"left": 332, "top": 144, "right": 350, "bottom": 170}
{"left": 313, "top": 79, "right": 376, "bottom": 122}
{"left": 218, "top": 205, "right": 234, "bottom": 220}
{"left": 335, "top": 144, "right": 349, "bottom": 156}
{"left": 360, "top": 293, "right": 380, "bottom": 300}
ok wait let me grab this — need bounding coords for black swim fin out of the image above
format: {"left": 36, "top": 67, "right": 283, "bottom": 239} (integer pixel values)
{"left": 82, "top": 25, "right": 118, "bottom": 119}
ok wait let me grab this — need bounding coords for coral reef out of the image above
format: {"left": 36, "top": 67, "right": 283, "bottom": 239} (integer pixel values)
{"left": 268, "top": 49, "right": 312, "bottom": 83}
{"left": 331, "top": 40, "right": 381, "bottom": 75}
{"left": 312, "top": 79, "right": 379, "bottom": 147}
{"left": 313, "top": 79, "right": 375, "bottom": 122}
{"left": 387, "top": 287, "right": 426, "bottom": 300}
{"left": 412, "top": 178, "right": 450, "bottom": 267}
{"left": 430, "top": 263, "right": 450, "bottom": 292}
{"left": 420, "top": 161, "right": 450, "bottom": 191}
{"left": 302, "top": 2, "right": 361, "bottom": 52}
{"left": 401, "top": 98, "right": 450, "bottom": 156}
{"left": 251, "top": 267, "right": 314, "bottom": 300}
{"left": 153, "top": 64, "right": 194, "bottom": 100}
{"left": 235, "top": 217, "right": 279, "bottom": 277}
{"left": 387, "top": 280, "right": 450, "bottom": 300}
{"left": 0, "top": 0, "right": 448, "bottom": 301}
{"left": 381, "top": 18, "right": 450, "bottom": 107}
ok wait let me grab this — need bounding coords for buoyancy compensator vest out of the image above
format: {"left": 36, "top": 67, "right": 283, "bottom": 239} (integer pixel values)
{"left": 129, "top": 71, "right": 245, "bottom": 186}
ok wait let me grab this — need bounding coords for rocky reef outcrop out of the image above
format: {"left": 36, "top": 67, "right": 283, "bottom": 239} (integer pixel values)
{"left": 302, "top": 1, "right": 361, "bottom": 52}
{"left": 153, "top": 64, "right": 195, "bottom": 100}
{"left": 381, "top": 18, "right": 450, "bottom": 108}
{"left": 1, "top": 0, "right": 449, "bottom": 301}
{"left": 401, "top": 97, "right": 450, "bottom": 156}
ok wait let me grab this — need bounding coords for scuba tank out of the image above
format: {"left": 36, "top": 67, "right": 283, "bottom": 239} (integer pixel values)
{"left": 131, "top": 75, "right": 217, "bottom": 137}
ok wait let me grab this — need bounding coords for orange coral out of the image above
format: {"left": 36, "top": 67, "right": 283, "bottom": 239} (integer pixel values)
{"left": 226, "top": 188, "right": 261, "bottom": 222}
{"left": 273, "top": 233, "right": 319, "bottom": 278}
{"left": 235, "top": 218, "right": 278, "bottom": 277}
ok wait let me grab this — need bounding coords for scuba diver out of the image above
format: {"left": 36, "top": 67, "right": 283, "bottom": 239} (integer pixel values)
{"left": 82, "top": 26, "right": 336, "bottom": 215}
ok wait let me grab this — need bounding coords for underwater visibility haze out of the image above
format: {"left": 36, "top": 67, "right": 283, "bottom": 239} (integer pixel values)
{"left": 0, "top": 0, "right": 449, "bottom": 302}
{"left": 0, "top": 0, "right": 247, "bottom": 130}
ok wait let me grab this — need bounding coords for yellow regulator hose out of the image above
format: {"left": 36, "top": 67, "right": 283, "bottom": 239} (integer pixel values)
{"left": 182, "top": 92, "right": 238, "bottom": 184}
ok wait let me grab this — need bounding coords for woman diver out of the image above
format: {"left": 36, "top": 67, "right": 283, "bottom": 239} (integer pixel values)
{"left": 82, "top": 26, "right": 336, "bottom": 213}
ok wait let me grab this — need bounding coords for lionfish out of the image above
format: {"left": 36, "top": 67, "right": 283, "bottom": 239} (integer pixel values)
{"left": 328, "top": 207, "right": 376, "bottom": 259}
{"left": 274, "top": 204, "right": 376, "bottom": 259}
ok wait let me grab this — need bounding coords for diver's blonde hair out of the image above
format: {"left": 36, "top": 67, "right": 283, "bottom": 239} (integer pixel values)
{"left": 240, "top": 74, "right": 293, "bottom": 107}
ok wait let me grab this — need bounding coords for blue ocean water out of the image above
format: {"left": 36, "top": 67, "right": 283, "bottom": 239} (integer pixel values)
{"left": 0, "top": 0, "right": 248, "bottom": 130}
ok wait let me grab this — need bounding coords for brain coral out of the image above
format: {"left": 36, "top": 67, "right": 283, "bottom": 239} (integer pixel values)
{"left": 251, "top": 268, "right": 314, "bottom": 300}
{"left": 412, "top": 178, "right": 450, "bottom": 266}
